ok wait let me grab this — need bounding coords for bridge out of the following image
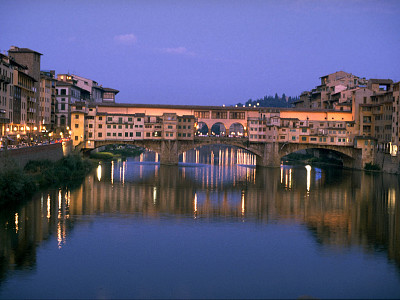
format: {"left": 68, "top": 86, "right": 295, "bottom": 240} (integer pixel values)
{"left": 71, "top": 102, "right": 372, "bottom": 169}
{"left": 79, "top": 137, "right": 363, "bottom": 169}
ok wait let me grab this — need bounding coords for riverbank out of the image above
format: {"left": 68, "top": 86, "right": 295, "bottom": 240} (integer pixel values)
{"left": 0, "top": 154, "right": 94, "bottom": 206}
{"left": 89, "top": 144, "right": 143, "bottom": 161}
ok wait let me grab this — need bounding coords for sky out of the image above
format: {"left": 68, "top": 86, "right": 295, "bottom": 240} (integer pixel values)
{"left": 1, "top": 0, "right": 400, "bottom": 106}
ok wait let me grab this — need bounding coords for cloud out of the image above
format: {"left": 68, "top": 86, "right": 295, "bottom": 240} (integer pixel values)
{"left": 114, "top": 34, "right": 137, "bottom": 45}
{"left": 160, "top": 47, "right": 196, "bottom": 56}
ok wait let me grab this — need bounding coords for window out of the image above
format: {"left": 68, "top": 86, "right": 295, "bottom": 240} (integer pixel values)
{"left": 75, "top": 114, "right": 79, "bottom": 119}
{"left": 108, "top": 117, "right": 112, "bottom": 122}
{"left": 146, "top": 132, "right": 151, "bottom": 137}
{"left": 89, "top": 124, "right": 93, "bottom": 128}
{"left": 107, "top": 125, "right": 111, "bottom": 129}
{"left": 136, "top": 132, "right": 141, "bottom": 137}
{"left": 302, "top": 137, "right": 307, "bottom": 141}
{"left": 89, "top": 133, "right": 92, "bottom": 138}
{"left": 61, "top": 103, "right": 65, "bottom": 110}
{"left": 75, "top": 124, "right": 79, "bottom": 128}
{"left": 98, "top": 133, "right": 102, "bottom": 138}
{"left": 61, "top": 89, "right": 66, "bottom": 95}
{"left": 99, "top": 117, "right": 102, "bottom": 121}
{"left": 75, "top": 136, "right": 78, "bottom": 141}
{"left": 107, "top": 133, "right": 111, "bottom": 137}
{"left": 118, "top": 133, "right": 122, "bottom": 137}
{"left": 98, "top": 124, "right": 102, "bottom": 129}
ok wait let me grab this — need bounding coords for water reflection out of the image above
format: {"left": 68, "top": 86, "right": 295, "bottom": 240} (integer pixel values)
{"left": 0, "top": 147, "right": 400, "bottom": 297}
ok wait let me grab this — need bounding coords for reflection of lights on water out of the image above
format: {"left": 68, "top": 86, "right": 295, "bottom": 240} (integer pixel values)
{"left": 15, "top": 213, "right": 18, "bottom": 233}
{"left": 122, "top": 161, "right": 126, "bottom": 185}
{"left": 41, "top": 194, "right": 44, "bottom": 217}
{"left": 194, "top": 193, "right": 198, "bottom": 217}
{"left": 97, "top": 164, "right": 102, "bottom": 181}
{"left": 47, "top": 194, "right": 51, "bottom": 219}
{"left": 280, "top": 166, "right": 292, "bottom": 189}
{"left": 153, "top": 186, "right": 157, "bottom": 204}
{"left": 388, "top": 188, "right": 396, "bottom": 213}
{"left": 58, "top": 191, "right": 62, "bottom": 219}
{"left": 305, "top": 165, "right": 312, "bottom": 192}
{"left": 111, "top": 161, "right": 114, "bottom": 185}
{"left": 241, "top": 190, "right": 245, "bottom": 216}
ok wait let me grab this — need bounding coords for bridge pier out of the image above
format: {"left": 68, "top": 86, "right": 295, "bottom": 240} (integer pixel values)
{"left": 256, "top": 142, "right": 281, "bottom": 167}
{"left": 160, "top": 140, "right": 179, "bottom": 165}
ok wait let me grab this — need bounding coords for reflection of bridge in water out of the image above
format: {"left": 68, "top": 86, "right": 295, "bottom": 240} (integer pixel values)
{"left": 0, "top": 162, "right": 399, "bottom": 282}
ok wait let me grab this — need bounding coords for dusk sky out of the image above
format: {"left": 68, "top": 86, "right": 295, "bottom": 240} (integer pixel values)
{"left": 1, "top": 0, "right": 400, "bottom": 106}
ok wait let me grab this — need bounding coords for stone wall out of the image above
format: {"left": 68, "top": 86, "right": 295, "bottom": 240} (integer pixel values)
{"left": 375, "top": 152, "right": 400, "bottom": 174}
{"left": 0, "top": 142, "right": 70, "bottom": 169}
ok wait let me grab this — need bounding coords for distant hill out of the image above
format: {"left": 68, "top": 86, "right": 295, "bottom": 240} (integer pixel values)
{"left": 235, "top": 93, "right": 298, "bottom": 108}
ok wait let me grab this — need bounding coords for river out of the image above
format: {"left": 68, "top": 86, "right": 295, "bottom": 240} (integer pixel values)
{"left": 0, "top": 146, "right": 399, "bottom": 299}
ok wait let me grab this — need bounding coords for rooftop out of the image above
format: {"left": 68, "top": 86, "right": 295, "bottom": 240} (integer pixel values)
{"left": 8, "top": 46, "right": 43, "bottom": 56}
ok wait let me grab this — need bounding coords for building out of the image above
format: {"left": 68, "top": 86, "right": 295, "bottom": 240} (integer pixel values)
{"left": 55, "top": 77, "right": 83, "bottom": 133}
{"left": 0, "top": 54, "right": 13, "bottom": 136}
{"left": 39, "top": 70, "right": 56, "bottom": 130}
{"left": 8, "top": 46, "right": 42, "bottom": 128}
{"left": 102, "top": 87, "right": 119, "bottom": 103}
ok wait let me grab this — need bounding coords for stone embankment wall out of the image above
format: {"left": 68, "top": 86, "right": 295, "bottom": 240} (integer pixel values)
{"left": 0, "top": 141, "right": 73, "bottom": 169}
{"left": 375, "top": 152, "right": 400, "bottom": 174}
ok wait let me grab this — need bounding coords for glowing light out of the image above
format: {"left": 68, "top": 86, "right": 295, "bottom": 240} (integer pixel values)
{"left": 388, "top": 188, "right": 396, "bottom": 213}
{"left": 111, "top": 161, "right": 114, "bottom": 185}
{"left": 305, "top": 165, "right": 311, "bottom": 192}
{"left": 47, "top": 194, "right": 51, "bottom": 219}
{"left": 97, "top": 164, "right": 102, "bottom": 181}
{"left": 6, "top": 128, "right": 9, "bottom": 132}
{"left": 26, "top": 126, "right": 30, "bottom": 130}
{"left": 194, "top": 193, "right": 198, "bottom": 217}
{"left": 241, "top": 190, "right": 245, "bottom": 217}
{"left": 153, "top": 187, "right": 157, "bottom": 204}
{"left": 15, "top": 213, "right": 19, "bottom": 233}
{"left": 33, "top": 126, "right": 37, "bottom": 131}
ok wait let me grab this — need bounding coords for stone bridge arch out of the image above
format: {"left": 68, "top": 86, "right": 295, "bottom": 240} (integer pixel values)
{"left": 178, "top": 137, "right": 265, "bottom": 161}
{"left": 78, "top": 140, "right": 163, "bottom": 156}
{"left": 278, "top": 142, "right": 362, "bottom": 169}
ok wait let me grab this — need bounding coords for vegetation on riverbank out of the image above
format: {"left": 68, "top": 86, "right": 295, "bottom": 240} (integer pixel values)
{"left": 0, "top": 155, "right": 94, "bottom": 205}
{"left": 364, "top": 162, "right": 381, "bottom": 171}
{"left": 0, "top": 158, "right": 36, "bottom": 205}
{"left": 89, "top": 144, "right": 143, "bottom": 160}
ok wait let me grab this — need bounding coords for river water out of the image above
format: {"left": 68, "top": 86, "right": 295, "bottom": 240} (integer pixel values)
{"left": 0, "top": 146, "right": 399, "bottom": 299}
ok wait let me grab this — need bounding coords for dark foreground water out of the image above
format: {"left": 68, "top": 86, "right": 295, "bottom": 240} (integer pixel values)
{"left": 0, "top": 148, "right": 400, "bottom": 299}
